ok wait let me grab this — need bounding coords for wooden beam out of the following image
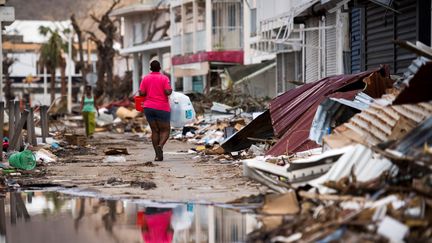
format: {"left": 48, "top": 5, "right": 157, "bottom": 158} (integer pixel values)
{"left": 9, "top": 109, "right": 29, "bottom": 151}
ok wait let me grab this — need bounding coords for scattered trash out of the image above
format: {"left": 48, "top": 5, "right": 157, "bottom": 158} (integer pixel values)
{"left": 143, "top": 161, "right": 156, "bottom": 167}
{"left": 64, "top": 134, "right": 87, "bottom": 146}
{"left": 261, "top": 191, "right": 299, "bottom": 215}
{"left": 96, "top": 108, "right": 114, "bottom": 127}
{"left": 170, "top": 91, "right": 196, "bottom": 128}
{"left": 104, "top": 147, "right": 129, "bottom": 155}
{"left": 35, "top": 149, "right": 58, "bottom": 163}
{"left": 131, "top": 180, "right": 156, "bottom": 190}
{"left": 103, "top": 156, "right": 126, "bottom": 163}
{"left": 116, "top": 107, "right": 139, "bottom": 120}
{"left": 106, "top": 177, "right": 124, "bottom": 186}
{"left": 9, "top": 150, "right": 36, "bottom": 170}
{"left": 377, "top": 216, "right": 409, "bottom": 242}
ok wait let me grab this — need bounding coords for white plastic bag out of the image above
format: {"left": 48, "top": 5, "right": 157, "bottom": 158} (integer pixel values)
{"left": 169, "top": 92, "right": 196, "bottom": 128}
{"left": 103, "top": 156, "right": 126, "bottom": 163}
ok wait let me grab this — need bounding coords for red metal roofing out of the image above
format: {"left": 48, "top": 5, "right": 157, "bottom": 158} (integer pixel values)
{"left": 267, "top": 71, "right": 375, "bottom": 156}
{"left": 393, "top": 62, "right": 432, "bottom": 105}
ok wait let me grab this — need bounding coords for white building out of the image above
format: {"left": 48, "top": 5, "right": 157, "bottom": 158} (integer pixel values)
{"left": 253, "top": 0, "right": 350, "bottom": 94}
{"left": 111, "top": 0, "right": 171, "bottom": 94}
{"left": 170, "top": 0, "right": 247, "bottom": 93}
{"left": 3, "top": 20, "right": 98, "bottom": 105}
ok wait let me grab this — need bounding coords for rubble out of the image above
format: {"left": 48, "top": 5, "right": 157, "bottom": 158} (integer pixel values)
{"left": 231, "top": 55, "right": 432, "bottom": 241}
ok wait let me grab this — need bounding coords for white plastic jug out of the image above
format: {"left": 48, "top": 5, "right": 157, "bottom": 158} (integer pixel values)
{"left": 169, "top": 92, "right": 196, "bottom": 128}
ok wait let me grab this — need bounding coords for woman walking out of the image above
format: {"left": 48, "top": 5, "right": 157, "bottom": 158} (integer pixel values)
{"left": 140, "top": 60, "right": 172, "bottom": 161}
{"left": 81, "top": 85, "right": 97, "bottom": 138}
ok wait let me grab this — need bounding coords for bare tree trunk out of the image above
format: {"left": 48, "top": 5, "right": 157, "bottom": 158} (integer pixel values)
{"left": 71, "top": 14, "right": 88, "bottom": 86}
{"left": 3, "top": 55, "right": 14, "bottom": 102}
{"left": 87, "top": 0, "right": 120, "bottom": 99}
{"left": 95, "top": 58, "right": 105, "bottom": 97}
{"left": 105, "top": 49, "right": 115, "bottom": 98}
{"left": 50, "top": 69, "right": 56, "bottom": 104}
{"left": 60, "top": 58, "right": 67, "bottom": 100}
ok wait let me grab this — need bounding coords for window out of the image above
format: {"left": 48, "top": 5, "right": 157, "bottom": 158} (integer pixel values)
{"left": 250, "top": 8, "right": 257, "bottom": 36}
{"left": 173, "top": 7, "right": 182, "bottom": 36}
{"left": 175, "top": 77, "right": 184, "bottom": 91}
{"left": 212, "top": 9, "right": 217, "bottom": 34}
{"left": 228, "top": 4, "right": 236, "bottom": 28}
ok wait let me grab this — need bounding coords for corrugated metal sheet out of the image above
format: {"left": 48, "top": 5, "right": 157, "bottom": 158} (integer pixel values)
{"left": 401, "top": 57, "right": 429, "bottom": 87}
{"left": 309, "top": 91, "right": 373, "bottom": 145}
{"left": 365, "top": 3, "right": 394, "bottom": 72}
{"left": 350, "top": 8, "right": 363, "bottom": 73}
{"left": 267, "top": 70, "right": 375, "bottom": 156}
{"left": 325, "top": 12, "right": 337, "bottom": 77}
{"left": 309, "top": 144, "right": 398, "bottom": 194}
{"left": 330, "top": 92, "right": 375, "bottom": 111}
{"left": 389, "top": 116, "right": 432, "bottom": 157}
{"left": 326, "top": 102, "right": 432, "bottom": 147}
{"left": 363, "top": 0, "right": 418, "bottom": 75}
{"left": 394, "top": 0, "right": 417, "bottom": 75}
{"left": 221, "top": 110, "right": 274, "bottom": 152}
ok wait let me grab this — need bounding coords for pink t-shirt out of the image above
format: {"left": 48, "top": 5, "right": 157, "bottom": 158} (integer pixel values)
{"left": 140, "top": 72, "right": 172, "bottom": 112}
{"left": 142, "top": 211, "right": 173, "bottom": 243}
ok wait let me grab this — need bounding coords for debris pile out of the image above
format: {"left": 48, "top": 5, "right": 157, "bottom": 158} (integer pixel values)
{"left": 216, "top": 42, "right": 432, "bottom": 242}
{"left": 189, "top": 88, "right": 269, "bottom": 114}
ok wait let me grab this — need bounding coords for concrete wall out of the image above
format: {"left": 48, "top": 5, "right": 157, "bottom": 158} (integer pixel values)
{"left": 123, "top": 10, "right": 170, "bottom": 48}
{"left": 256, "top": 0, "right": 291, "bottom": 24}
{"left": 236, "top": 65, "right": 276, "bottom": 98}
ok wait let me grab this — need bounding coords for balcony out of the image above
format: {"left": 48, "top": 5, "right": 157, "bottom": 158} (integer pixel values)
{"left": 172, "top": 35, "right": 182, "bottom": 56}
{"left": 212, "top": 26, "right": 243, "bottom": 51}
{"left": 172, "top": 30, "right": 207, "bottom": 56}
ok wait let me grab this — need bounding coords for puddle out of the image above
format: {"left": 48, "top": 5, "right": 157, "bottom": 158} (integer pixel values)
{"left": 0, "top": 190, "right": 259, "bottom": 243}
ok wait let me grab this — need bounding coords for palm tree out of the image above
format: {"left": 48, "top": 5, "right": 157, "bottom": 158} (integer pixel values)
{"left": 39, "top": 26, "right": 69, "bottom": 104}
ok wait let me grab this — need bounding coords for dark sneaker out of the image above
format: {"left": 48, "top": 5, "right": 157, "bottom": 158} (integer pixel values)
{"left": 155, "top": 146, "right": 163, "bottom": 161}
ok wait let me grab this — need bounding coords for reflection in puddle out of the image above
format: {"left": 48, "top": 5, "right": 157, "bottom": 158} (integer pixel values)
{"left": 0, "top": 191, "right": 258, "bottom": 243}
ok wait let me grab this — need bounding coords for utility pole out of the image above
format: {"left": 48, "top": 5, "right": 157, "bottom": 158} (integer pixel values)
{"left": 67, "top": 32, "right": 73, "bottom": 113}
{"left": 0, "top": 1, "right": 15, "bottom": 102}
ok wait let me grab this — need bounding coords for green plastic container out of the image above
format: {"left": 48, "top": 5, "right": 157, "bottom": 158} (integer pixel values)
{"left": 9, "top": 150, "right": 36, "bottom": 170}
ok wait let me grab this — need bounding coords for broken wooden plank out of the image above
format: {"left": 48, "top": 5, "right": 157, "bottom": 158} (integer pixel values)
{"left": 8, "top": 109, "right": 29, "bottom": 151}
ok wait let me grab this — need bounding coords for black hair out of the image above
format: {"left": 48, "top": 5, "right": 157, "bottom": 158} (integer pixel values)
{"left": 150, "top": 60, "right": 161, "bottom": 72}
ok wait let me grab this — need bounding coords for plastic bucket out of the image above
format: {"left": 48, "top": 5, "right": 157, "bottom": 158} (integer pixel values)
{"left": 9, "top": 150, "right": 37, "bottom": 171}
{"left": 134, "top": 96, "right": 145, "bottom": 112}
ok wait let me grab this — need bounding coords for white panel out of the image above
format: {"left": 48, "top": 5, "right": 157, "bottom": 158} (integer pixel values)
{"left": 256, "top": 0, "right": 291, "bottom": 24}
{"left": 325, "top": 12, "right": 337, "bottom": 77}
{"left": 305, "top": 18, "right": 319, "bottom": 83}
{"left": 10, "top": 53, "right": 38, "bottom": 77}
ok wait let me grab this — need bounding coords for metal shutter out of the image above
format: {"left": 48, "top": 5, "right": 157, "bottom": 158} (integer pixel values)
{"left": 394, "top": 0, "right": 417, "bottom": 74}
{"left": 325, "top": 12, "right": 337, "bottom": 77}
{"left": 364, "top": 3, "right": 394, "bottom": 72}
{"left": 276, "top": 52, "right": 299, "bottom": 94}
{"left": 363, "top": 0, "right": 418, "bottom": 75}
{"left": 350, "top": 8, "right": 362, "bottom": 73}
{"left": 305, "top": 18, "right": 320, "bottom": 83}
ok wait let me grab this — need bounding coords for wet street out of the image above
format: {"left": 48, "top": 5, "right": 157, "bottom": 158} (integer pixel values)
{"left": 37, "top": 132, "right": 262, "bottom": 203}
{"left": 2, "top": 190, "right": 259, "bottom": 243}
